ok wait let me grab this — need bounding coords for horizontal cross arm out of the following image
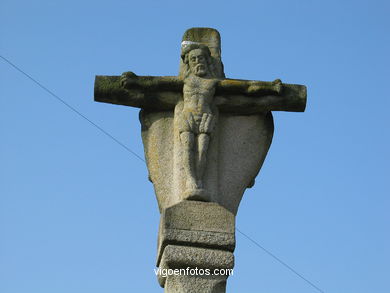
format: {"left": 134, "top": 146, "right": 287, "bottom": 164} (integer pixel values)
{"left": 216, "top": 83, "right": 306, "bottom": 114}
{"left": 94, "top": 75, "right": 181, "bottom": 110}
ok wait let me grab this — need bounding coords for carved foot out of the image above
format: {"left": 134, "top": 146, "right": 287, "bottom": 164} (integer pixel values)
{"left": 183, "top": 188, "right": 211, "bottom": 202}
{"left": 185, "top": 179, "right": 199, "bottom": 192}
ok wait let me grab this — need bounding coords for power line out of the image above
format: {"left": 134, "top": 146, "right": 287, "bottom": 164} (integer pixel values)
{"left": 0, "top": 55, "right": 145, "bottom": 162}
{"left": 1, "top": 54, "right": 325, "bottom": 293}
{"left": 236, "top": 228, "right": 325, "bottom": 293}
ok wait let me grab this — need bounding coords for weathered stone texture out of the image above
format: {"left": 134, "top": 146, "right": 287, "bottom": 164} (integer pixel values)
{"left": 94, "top": 27, "right": 306, "bottom": 293}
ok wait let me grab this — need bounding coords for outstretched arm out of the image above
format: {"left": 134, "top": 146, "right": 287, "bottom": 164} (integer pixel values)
{"left": 216, "top": 78, "right": 282, "bottom": 96}
{"left": 215, "top": 81, "right": 306, "bottom": 114}
{"left": 120, "top": 71, "right": 183, "bottom": 92}
{"left": 94, "top": 72, "right": 183, "bottom": 110}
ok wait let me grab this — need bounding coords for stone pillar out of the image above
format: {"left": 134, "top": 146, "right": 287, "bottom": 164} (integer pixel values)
{"left": 160, "top": 245, "right": 233, "bottom": 293}
{"left": 156, "top": 201, "right": 235, "bottom": 292}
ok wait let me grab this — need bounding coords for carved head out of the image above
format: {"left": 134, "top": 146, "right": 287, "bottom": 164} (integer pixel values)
{"left": 181, "top": 43, "right": 216, "bottom": 78}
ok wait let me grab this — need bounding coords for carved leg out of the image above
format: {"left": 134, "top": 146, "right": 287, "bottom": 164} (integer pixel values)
{"left": 197, "top": 133, "right": 210, "bottom": 188}
{"left": 180, "top": 131, "right": 198, "bottom": 191}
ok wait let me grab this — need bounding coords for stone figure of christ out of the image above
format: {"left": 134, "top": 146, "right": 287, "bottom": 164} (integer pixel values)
{"left": 120, "top": 43, "right": 282, "bottom": 200}
{"left": 179, "top": 44, "right": 218, "bottom": 198}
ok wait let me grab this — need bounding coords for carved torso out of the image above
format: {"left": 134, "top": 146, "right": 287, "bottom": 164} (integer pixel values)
{"left": 178, "top": 76, "right": 218, "bottom": 134}
{"left": 183, "top": 76, "right": 217, "bottom": 115}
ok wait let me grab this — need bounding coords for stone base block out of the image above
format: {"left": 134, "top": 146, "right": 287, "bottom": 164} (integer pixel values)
{"left": 158, "top": 244, "right": 234, "bottom": 292}
{"left": 165, "top": 275, "right": 227, "bottom": 293}
{"left": 157, "top": 201, "right": 235, "bottom": 266}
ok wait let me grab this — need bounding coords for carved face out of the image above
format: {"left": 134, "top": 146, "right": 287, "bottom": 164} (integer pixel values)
{"left": 188, "top": 49, "right": 209, "bottom": 77}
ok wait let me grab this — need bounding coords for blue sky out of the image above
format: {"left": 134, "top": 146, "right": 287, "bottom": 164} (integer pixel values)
{"left": 1, "top": 0, "right": 389, "bottom": 292}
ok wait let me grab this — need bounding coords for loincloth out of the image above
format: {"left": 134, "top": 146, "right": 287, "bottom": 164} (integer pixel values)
{"left": 178, "top": 111, "right": 216, "bottom": 134}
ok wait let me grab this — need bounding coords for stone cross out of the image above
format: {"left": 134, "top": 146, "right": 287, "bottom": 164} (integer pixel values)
{"left": 94, "top": 28, "right": 306, "bottom": 293}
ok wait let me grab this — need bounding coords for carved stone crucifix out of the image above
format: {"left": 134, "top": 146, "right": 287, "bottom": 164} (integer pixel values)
{"left": 94, "top": 28, "right": 306, "bottom": 293}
